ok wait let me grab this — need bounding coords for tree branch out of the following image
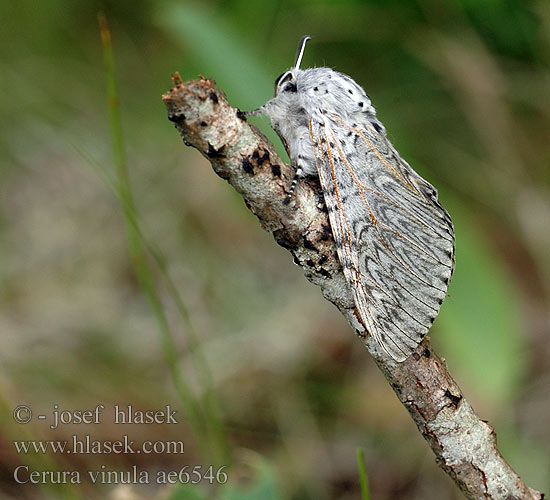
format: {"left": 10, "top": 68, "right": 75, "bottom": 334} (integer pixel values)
{"left": 162, "top": 75, "right": 543, "bottom": 500}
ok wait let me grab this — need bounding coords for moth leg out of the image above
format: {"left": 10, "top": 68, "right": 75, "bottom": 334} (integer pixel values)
{"left": 244, "top": 107, "right": 265, "bottom": 116}
{"left": 283, "top": 166, "right": 304, "bottom": 204}
{"left": 284, "top": 136, "right": 316, "bottom": 204}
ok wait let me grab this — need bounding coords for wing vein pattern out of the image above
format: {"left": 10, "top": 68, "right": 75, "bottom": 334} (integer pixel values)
{"left": 309, "top": 116, "right": 455, "bottom": 361}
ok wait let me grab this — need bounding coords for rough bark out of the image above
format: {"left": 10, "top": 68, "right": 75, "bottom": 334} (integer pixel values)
{"left": 162, "top": 74, "right": 543, "bottom": 500}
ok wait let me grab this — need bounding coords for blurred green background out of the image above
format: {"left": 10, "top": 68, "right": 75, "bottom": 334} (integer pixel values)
{"left": 0, "top": 0, "right": 548, "bottom": 499}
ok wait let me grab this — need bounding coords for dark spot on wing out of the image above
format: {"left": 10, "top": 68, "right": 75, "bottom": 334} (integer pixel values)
{"left": 208, "top": 91, "right": 219, "bottom": 104}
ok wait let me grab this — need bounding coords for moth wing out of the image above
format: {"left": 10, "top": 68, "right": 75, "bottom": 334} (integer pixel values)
{"left": 309, "top": 117, "right": 454, "bottom": 361}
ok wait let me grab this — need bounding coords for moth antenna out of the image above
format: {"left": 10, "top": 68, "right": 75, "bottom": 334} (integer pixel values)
{"left": 294, "top": 35, "right": 311, "bottom": 70}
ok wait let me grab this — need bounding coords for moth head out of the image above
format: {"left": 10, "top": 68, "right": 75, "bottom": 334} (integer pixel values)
{"left": 274, "top": 70, "right": 297, "bottom": 96}
{"left": 274, "top": 35, "right": 311, "bottom": 97}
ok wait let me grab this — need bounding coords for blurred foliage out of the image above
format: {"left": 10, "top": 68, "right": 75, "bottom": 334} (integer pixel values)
{"left": 0, "top": 0, "right": 548, "bottom": 499}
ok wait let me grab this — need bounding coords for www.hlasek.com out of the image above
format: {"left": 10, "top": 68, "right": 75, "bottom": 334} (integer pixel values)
{"left": 14, "top": 435, "right": 184, "bottom": 455}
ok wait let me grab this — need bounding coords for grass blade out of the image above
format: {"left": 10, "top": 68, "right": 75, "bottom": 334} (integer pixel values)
{"left": 97, "top": 12, "right": 228, "bottom": 464}
{"left": 357, "top": 448, "right": 371, "bottom": 500}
